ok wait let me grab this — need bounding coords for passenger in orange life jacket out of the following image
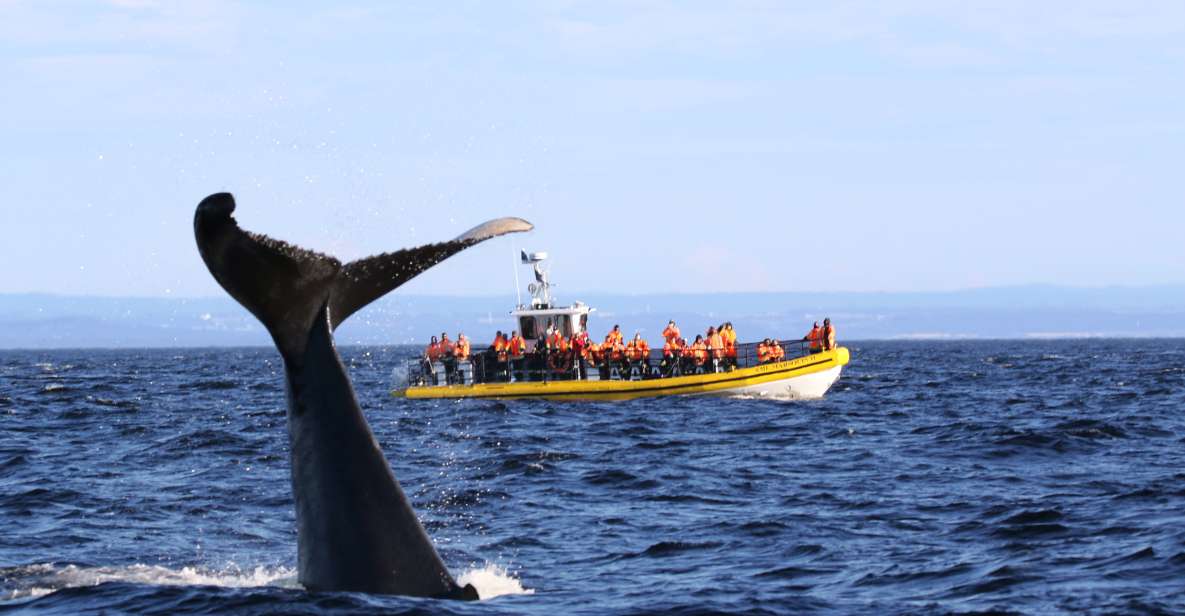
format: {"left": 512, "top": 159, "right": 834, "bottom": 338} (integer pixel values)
{"left": 547, "top": 327, "right": 565, "bottom": 352}
{"left": 604, "top": 326, "right": 626, "bottom": 366}
{"left": 507, "top": 331, "right": 526, "bottom": 358}
{"left": 626, "top": 333, "right": 650, "bottom": 376}
{"left": 421, "top": 335, "right": 441, "bottom": 384}
{"left": 661, "top": 336, "right": 683, "bottom": 376}
{"left": 570, "top": 331, "right": 589, "bottom": 379}
{"left": 722, "top": 322, "right": 737, "bottom": 367}
{"left": 803, "top": 322, "right": 822, "bottom": 353}
{"left": 756, "top": 338, "right": 772, "bottom": 363}
{"left": 424, "top": 335, "right": 442, "bottom": 363}
{"left": 437, "top": 332, "right": 454, "bottom": 358}
{"left": 822, "top": 318, "right": 837, "bottom": 351}
{"left": 605, "top": 324, "right": 624, "bottom": 348}
{"left": 706, "top": 326, "right": 725, "bottom": 371}
{"left": 688, "top": 335, "right": 709, "bottom": 369}
{"left": 769, "top": 338, "right": 784, "bottom": 361}
{"left": 662, "top": 320, "right": 680, "bottom": 344}
{"left": 491, "top": 330, "right": 507, "bottom": 360}
{"left": 452, "top": 333, "right": 471, "bottom": 361}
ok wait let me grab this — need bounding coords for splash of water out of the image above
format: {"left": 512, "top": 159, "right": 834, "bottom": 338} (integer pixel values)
{"left": 456, "top": 564, "right": 534, "bottom": 599}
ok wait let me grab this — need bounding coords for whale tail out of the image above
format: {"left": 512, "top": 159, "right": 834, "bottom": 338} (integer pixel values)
{"left": 194, "top": 192, "right": 532, "bottom": 359}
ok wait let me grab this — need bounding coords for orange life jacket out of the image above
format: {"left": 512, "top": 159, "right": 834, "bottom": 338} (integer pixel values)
{"left": 626, "top": 340, "right": 649, "bottom": 361}
{"left": 771, "top": 342, "right": 784, "bottom": 360}
{"left": 663, "top": 340, "right": 681, "bottom": 358}
{"left": 662, "top": 324, "right": 680, "bottom": 343}
{"left": 707, "top": 333, "right": 724, "bottom": 357}
{"left": 756, "top": 343, "right": 770, "bottom": 363}
{"left": 823, "top": 325, "right": 835, "bottom": 350}
{"left": 689, "top": 341, "right": 708, "bottom": 365}
{"left": 425, "top": 342, "right": 441, "bottom": 361}
{"left": 508, "top": 335, "right": 526, "bottom": 358}
{"left": 807, "top": 326, "right": 822, "bottom": 350}
{"left": 453, "top": 339, "right": 470, "bottom": 360}
{"left": 723, "top": 328, "right": 737, "bottom": 357}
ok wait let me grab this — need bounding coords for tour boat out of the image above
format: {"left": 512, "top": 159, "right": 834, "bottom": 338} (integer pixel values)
{"left": 393, "top": 251, "right": 850, "bottom": 401}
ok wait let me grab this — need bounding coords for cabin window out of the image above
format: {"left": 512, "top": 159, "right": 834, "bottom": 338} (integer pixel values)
{"left": 557, "top": 315, "right": 572, "bottom": 337}
{"left": 579, "top": 313, "right": 588, "bottom": 332}
{"left": 520, "top": 317, "right": 537, "bottom": 340}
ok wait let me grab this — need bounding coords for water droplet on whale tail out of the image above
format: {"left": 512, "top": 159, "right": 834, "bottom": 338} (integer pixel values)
{"left": 193, "top": 191, "right": 532, "bottom": 360}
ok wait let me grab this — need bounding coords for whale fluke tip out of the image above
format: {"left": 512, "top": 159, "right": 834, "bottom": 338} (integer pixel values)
{"left": 454, "top": 217, "right": 533, "bottom": 243}
{"left": 197, "top": 192, "right": 236, "bottom": 219}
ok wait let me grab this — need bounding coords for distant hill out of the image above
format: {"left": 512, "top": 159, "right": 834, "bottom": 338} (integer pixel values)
{"left": 1, "top": 285, "right": 1184, "bottom": 349}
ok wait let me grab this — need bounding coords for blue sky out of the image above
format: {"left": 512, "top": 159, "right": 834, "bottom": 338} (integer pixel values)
{"left": 2, "top": 1, "right": 1183, "bottom": 298}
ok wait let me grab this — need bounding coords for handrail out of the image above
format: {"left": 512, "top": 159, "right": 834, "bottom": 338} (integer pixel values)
{"left": 406, "top": 337, "right": 831, "bottom": 387}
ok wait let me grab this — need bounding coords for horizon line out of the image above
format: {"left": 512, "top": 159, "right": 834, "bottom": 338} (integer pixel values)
{"left": 5, "top": 281, "right": 1185, "bottom": 302}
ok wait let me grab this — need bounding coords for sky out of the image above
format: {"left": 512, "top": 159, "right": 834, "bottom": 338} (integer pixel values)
{"left": 2, "top": 1, "right": 1183, "bottom": 299}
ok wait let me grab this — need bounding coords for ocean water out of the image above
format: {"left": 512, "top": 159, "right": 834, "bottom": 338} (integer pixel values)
{"left": 1, "top": 340, "right": 1183, "bottom": 615}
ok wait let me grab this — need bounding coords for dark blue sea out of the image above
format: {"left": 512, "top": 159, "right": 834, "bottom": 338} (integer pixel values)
{"left": 1, "top": 340, "right": 1183, "bottom": 615}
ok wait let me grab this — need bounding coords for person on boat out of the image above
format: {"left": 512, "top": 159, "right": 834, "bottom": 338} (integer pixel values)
{"left": 598, "top": 327, "right": 620, "bottom": 376}
{"left": 489, "top": 330, "right": 509, "bottom": 381}
{"left": 452, "top": 333, "right": 471, "bottom": 362}
{"left": 803, "top": 322, "right": 822, "bottom": 354}
{"left": 756, "top": 339, "right": 770, "bottom": 363}
{"left": 722, "top": 322, "right": 737, "bottom": 368}
{"left": 570, "top": 331, "right": 589, "bottom": 379}
{"left": 548, "top": 333, "right": 572, "bottom": 378}
{"left": 706, "top": 326, "right": 725, "bottom": 373}
{"left": 661, "top": 336, "right": 684, "bottom": 377}
{"left": 662, "top": 320, "right": 680, "bottom": 344}
{"left": 822, "top": 318, "right": 837, "bottom": 351}
{"left": 688, "top": 335, "right": 709, "bottom": 372}
{"left": 626, "top": 333, "right": 651, "bottom": 379}
{"left": 436, "top": 332, "right": 455, "bottom": 377}
{"left": 507, "top": 330, "right": 527, "bottom": 381}
{"left": 586, "top": 340, "right": 607, "bottom": 380}
{"left": 424, "top": 335, "right": 441, "bottom": 362}
{"left": 438, "top": 332, "right": 453, "bottom": 355}
{"left": 605, "top": 324, "right": 624, "bottom": 348}
{"left": 422, "top": 335, "right": 442, "bottom": 384}
{"left": 769, "top": 339, "right": 785, "bottom": 362}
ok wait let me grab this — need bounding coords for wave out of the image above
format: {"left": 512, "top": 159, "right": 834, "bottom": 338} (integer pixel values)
{"left": 0, "top": 563, "right": 297, "bottom": 601}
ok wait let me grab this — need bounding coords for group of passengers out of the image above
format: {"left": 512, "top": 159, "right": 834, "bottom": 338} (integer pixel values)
{"left": 478, "top": 320, "right": 743, "bottom": 382}
{"left": 801, "top": 318, "right": 837, "bottom": 354}
{"left": 422, "top": 318, "right": 838, "bottom": 384}
{"left": 420, "top": 332, "right": 474, "bottom": 383}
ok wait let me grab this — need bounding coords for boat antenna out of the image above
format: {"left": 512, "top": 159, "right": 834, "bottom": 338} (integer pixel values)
{"left": 512, "top": 245, "right": 522, "bottom": 309}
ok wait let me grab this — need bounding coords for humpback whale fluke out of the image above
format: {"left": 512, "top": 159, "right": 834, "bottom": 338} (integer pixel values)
{"left": 193, "top": 192, "right": 531, "bottom": 599}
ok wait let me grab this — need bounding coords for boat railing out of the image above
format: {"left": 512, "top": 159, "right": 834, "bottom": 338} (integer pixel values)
{"left": 405, "top": 337, "right": 826, "bottom": 387}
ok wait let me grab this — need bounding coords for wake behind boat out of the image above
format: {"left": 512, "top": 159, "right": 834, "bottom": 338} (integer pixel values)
{"left": 394, "top": 251, "right": 850, "bottom": 401}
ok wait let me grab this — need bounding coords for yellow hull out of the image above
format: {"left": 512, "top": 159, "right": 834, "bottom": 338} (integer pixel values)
{"left": 396, "top": 347, "right": 850, "bottom": 401}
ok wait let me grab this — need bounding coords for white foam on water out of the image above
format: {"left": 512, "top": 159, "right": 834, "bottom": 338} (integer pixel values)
{"left": 456, "top": 564, "right": 534, "bottom": 599}
{"left": 4, "top": 563, "right": 298, "bottom": 600}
